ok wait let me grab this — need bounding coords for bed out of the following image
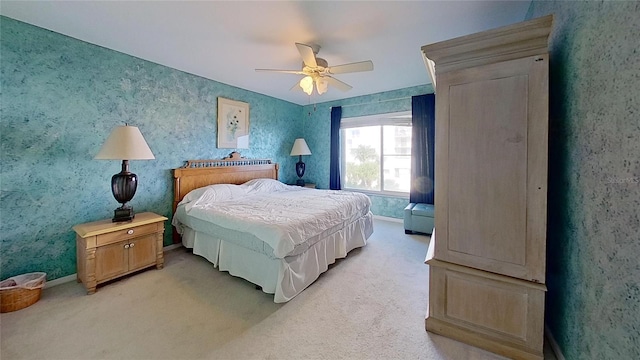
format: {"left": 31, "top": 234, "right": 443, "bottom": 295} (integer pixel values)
{"left": 171, "top": 152, "right": 374, "bottom": 303}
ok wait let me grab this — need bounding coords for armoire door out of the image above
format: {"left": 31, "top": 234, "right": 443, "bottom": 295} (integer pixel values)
{"left": 434, "top": 54, "right": 548, "bottom": 283}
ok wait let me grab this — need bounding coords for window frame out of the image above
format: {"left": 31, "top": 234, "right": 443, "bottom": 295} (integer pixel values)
{"left": 340, "top": 111, "right": 412, "bottom": 198}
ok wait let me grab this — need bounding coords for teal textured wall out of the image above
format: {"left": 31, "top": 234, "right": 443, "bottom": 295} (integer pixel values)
{"left": 0, "top": 17, "right": 432, "bottom": 281}
{"left": 301, "top": 85, "right": 433, "bottom": 218}
{"left": 0, "top": 17, "right": 303, "bottom": 280}
{"left": 526, "top": 2, "right": 640, "bottom": 359}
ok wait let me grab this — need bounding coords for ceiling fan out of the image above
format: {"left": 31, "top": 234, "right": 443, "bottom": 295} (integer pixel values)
{"left": 256, "top": 43, "right": 374, "bottom": 96}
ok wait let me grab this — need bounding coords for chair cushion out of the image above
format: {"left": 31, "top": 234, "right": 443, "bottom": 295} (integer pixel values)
{"left": 411, "top": 203, "right": 434, "bottom": 217}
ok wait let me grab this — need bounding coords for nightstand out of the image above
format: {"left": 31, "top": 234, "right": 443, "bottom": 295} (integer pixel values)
{"left": 73, "top": 212, "right": 167, "bottom": 294}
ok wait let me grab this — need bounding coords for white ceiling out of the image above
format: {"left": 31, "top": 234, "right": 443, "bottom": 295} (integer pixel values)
{"left": 1, "top": 1, "right": 531, "bottom": 105}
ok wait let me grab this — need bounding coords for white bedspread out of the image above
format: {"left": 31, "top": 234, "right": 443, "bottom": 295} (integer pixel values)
{"left": 183, "top": 185, "right": 371, "bottom": 258}
{"left": 172, "top": 179, "right": 373, "bottom": 302}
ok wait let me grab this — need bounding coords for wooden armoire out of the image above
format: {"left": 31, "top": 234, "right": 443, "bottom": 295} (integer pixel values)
{"left": 422, "top": 15, "right": 553, "bottom": 360}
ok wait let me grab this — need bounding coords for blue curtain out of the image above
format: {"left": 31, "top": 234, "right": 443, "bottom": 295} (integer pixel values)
{"left": 410, "top": 94, "right": 435, "bottom": 204}
{"left": 329, "top": 106, "right": 342, "bottom": 190}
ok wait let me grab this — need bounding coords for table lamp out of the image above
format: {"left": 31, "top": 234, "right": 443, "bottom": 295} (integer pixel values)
{"left": 290, "top": 138, "right": 311, "bottom": 186}
{"left": 95, "top": 125, "right": 155, "bottom": 222}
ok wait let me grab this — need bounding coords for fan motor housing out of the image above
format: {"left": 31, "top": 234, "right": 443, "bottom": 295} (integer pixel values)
{"left": 303, "top": 57, "right": 328, "bottom": 72}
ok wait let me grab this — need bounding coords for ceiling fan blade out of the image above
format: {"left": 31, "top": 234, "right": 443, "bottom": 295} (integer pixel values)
{"left": 295, "top": 43, "right": 317, "bottom": 68}
{"left": 255, "top": 69, "right": 306, "bottom": 75}
{"left": 326, "top": 60, "right": 374, "bottom": 74}
{"left": 324, "top": 76, "right": 352, "bottom": 92}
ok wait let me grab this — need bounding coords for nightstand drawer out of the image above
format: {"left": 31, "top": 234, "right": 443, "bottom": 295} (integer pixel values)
{"left": 96, "top": 223, "right": 158, "bottom": 246}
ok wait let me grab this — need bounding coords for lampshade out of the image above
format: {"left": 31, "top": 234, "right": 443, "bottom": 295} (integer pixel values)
{"left": 95, "top": 125, "right": 155, "bottom": 160}
{"left": 299, "top": 76, "right": 314, "bottom": 95}
{"left": 290, "top": 138, "right": 312, "bottom": 156}
{"left": 316, "top": 78, "right": 328, "bottom": 95}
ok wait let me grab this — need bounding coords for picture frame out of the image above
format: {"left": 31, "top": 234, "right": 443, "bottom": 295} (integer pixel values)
{"left": 217, "top": 97, "right": 250, "bottom": 149}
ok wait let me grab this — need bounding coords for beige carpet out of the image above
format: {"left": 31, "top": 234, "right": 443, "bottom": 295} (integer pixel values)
{"left": 1, "top": 218, "right": 551, "bottom": 360}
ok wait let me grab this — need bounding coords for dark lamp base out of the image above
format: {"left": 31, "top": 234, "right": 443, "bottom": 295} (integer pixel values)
{"left": 295, "top": 156, "right": 306, "bottom": 187}
{"left": 113, "top": 206, "right": 135, "bottom": 223}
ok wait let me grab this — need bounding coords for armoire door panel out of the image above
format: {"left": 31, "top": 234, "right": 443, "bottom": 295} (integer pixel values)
{"left": 434, "top": 56, "right": 547, "bottom": 281}
{"left": 448, "top": 75, "right": 528, "bottom": 266}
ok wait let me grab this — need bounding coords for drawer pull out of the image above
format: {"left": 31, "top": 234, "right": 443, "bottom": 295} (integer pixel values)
{"left": 127, "top": 229, "right": 134, "bottom": 235}
{"left": 129, "top": 243, "right": 135, "bottom": 248}
{"left": 124, "top": 244, "right": 130, "bottom": 249}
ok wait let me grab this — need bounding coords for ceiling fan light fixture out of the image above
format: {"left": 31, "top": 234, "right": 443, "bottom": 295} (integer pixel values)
{"left": 300, "top": 76, "right": 313, "bottom": 95}
{"left": 316, "top": 78, "right": 328, "bottom": 95}
{"left": 263, "top": 42, "right": 372, "bottom": 97}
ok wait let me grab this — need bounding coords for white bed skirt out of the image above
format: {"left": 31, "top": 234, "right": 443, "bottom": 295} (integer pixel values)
{"left": 181, "top": 211, "right": 374, "bottom": 302}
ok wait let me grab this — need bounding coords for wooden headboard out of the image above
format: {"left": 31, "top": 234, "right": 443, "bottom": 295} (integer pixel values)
{"left": 172, "top": 152, "right": 279, "bottom": 213}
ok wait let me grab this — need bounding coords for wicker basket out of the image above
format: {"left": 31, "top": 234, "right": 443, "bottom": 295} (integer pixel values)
{"left": 0, "top": 272, "right": 46, "bottom": 313}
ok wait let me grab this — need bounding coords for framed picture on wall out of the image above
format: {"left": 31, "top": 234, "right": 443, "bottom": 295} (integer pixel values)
{"left": 217, "top": 97, "right": 249, "bottom": 149}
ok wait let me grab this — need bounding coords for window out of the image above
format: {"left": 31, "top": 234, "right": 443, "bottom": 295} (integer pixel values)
{"left": 340, "top": 111, "right": 412, "bottom": 196}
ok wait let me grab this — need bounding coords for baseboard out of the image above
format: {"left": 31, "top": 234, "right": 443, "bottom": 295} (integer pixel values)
{"left": 545, "top": 326, "right": 566, "bottom": 360}
{"left": 163, "top": 243, "right": 182, "bottom": 251}
{"left": 373, "top": 215, "right": 403, "bottom": 223}
{"left": 44, "top": 243, "right": 183, "bottom": 289}
{"left": 44, "top": 274, "right": 77, "bottom": 289}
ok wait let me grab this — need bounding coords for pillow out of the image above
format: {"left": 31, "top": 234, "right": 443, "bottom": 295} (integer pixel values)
{"left": 242, "top": 178, "right": 290, "bottom": 193}
{"left": 194, "top": 184, "right": 246, "bottom": 205}
{"left": 179, "top": 184, "right": 247, "bottom": 210}
{"left": 180, "top": 185, "right": 216, "bottom": 205}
